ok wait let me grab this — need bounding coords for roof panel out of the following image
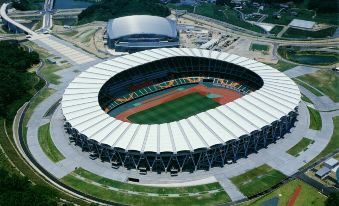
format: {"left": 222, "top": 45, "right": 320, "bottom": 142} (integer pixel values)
{"left": 92, "top": 121, "right": 120, "bottom": 142}
{"left": 144, "top": 125, "right": 158, "bottom": 153}
{"left": 159, "top": 124, "right": 173, "bottom": 153}
{"left": 169, "top": 122, "right": 191, "bottom": 152}
{"left": 179, "top": 120, "right": 207, "bottom": 150}
{"left": 188, "top": 116, "right": 222, "bottom": 147}
{"left": 127, "top": 125, "right": 148, "bottom": 151}
{"left": 115, "top": 124, "right": 139, "bottom": 150}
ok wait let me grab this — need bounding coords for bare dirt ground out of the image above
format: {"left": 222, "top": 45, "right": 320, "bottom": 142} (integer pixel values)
{"left": 53, "top": 21, "right": 111, "bottom": 59}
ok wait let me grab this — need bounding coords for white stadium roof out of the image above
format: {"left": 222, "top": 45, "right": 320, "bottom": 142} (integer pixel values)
{"left": 107, "top": 15, "right": 178, "bottom": 40}
{"left": 62, "top": 48, "right": 301, "bottom": 154}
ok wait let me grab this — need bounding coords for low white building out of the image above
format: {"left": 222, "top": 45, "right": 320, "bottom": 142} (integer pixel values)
{"left": 289, "top": 19, "right": 315, "bottom": 30}
{"left": 324, "top": 158, "right": 339, "bottom": 169}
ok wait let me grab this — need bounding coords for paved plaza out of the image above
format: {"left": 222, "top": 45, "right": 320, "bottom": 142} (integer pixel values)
{"left": 32, "top": 35, "right": 97, "bottom": 65}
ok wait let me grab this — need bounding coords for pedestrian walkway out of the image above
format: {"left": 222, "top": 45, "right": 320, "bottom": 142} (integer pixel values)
{"left": 32, "top": 35, "right": 96, "bottom": 65}
{"left": 298, "top": 85, "right": 339, "bottom": 111}
{"left": 214, "top": 174, "right": 246, "bottom": 201}
{"left": 284, "top": 66, "right": 319, "bottom": 78}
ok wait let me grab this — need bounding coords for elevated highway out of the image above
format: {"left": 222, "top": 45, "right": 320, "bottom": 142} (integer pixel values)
{"left": 8, "top": 8, "right": 84, "bottom": 18}
{"left": 0, "top": 3, "right": 37, "bottom": 35}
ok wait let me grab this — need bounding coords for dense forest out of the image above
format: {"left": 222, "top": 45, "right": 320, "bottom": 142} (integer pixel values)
{"left": 216, "top": 0, "right": 338, "bottom": 13}
{"left": 0, "top": 41, "right": 61, "bottom": 205}
{"left": 0, "top": 41, "right": 39, "bottom": 119}
{"left": 0, "top": 168, "right": 58, "bottom": 205}
{"left": 78, "top": 0, "right": 170, "bottom": 24}
{"left": 11, "top": 0, "right": 44, "bottom": 11}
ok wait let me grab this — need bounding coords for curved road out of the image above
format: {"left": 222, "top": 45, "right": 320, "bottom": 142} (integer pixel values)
{"left": 0, "top": 3, "right": 37, "bottom": 35}
{"left": 11, "top": 58, "right": 124, "bottom": 205}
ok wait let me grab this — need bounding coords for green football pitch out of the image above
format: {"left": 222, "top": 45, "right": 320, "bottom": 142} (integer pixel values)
{"left": 127, "top": 92, "right": 220, "bottom": 124}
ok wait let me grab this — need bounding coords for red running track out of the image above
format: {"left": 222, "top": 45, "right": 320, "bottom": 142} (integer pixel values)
{"left": 287, "top": 186, "right": 302, "bottom": 206}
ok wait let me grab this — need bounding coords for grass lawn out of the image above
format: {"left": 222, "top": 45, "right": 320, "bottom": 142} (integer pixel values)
{"left": 61, "top": 173, "right": 230, "bottom": 206}
{"left": 41, "top": 61, "right": 71, "bottom": 85}
{"left": 239, "top": 179, "right": 326, "bottom": 206}
{"left": 298, "top": 70, "right": 339, "bottom": 102}
{"left": 300, "top": 116, "right": 339, "bottom": 170}
{"left": 127, "top": 92, "right": 220, "bottom": 124}
{"left": 38, "top": 123, "right": 65, "bottom": 162}
{"left": 250, "top": 43, "right": 270, "bottom": 52}
{"left": 294, "top": 78, "right": 323, "bottom": 96}
{"left": 266, "top": 60, "right": 297, "bottom": 72}
{"left": 307, "top": 107, "right": 322, "bottom": 130}
{"left": 282, "top": 27, "right": 337, "bottom": 39}
{"left": 269, "top": 25, "right": 284, "bottom": 35}
{"left": 230, "top": 164, "right": 287, "bottom": 197}
{"left": 73, "top": 167, "right": 223, "bottom": 194}
{"left": 287, "top": 137, "right": 314, "bottom": 156}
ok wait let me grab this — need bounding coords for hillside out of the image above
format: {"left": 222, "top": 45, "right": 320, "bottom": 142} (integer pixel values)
{"left": 78, "top": 0, "right": 170, "bottom": 24}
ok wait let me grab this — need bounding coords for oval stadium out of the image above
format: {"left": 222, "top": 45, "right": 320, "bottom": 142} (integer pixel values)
{"left": 62, "top": 48, "right": 301, "bottom": 174}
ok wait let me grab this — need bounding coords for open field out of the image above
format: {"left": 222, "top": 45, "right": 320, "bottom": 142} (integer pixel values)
{"left": 230, "top": 164, "right": 287, "bottom": 197}
{"left": 127, "top": 92, "right": 220, "bottom": 124}
{"left": 307, "top": 107, "right": 322, "bottom": 130}
{"left": 287, "top": 137, "right": 314, "bottom": 157}
{"left": 239, "top": 179, "right": 326, "bottom": 206}
{"left": 38, "top": 123, "right": 65, "bottom": 163}
{"left": 61, "top": 170, "right": 231, "bottom": 206}
{"left": 300, "top": 116, "right": 339, "bottom": 170}
{"left": 298, "top": 70, "right": 339, "bottom": 102}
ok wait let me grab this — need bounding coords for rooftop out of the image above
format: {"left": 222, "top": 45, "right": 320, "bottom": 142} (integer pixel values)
{"left": 289, "top": 19, "right": 315, "bottom": 29}
{"left": 107, "top": 15, "right": 178, "bottom": 40}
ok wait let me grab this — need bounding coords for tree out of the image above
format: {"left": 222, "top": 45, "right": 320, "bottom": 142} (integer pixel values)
{"left": 78, "top": 0, "right": 171, "bottom": 24}
{"left": 0, "top": 168, "right": 58, "bottom": 206}
{"left": 326, "top": 192, "right": 339, "bottom": 206}
{"left": 0, "top": 41, "right": 40, "bottom": 118}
